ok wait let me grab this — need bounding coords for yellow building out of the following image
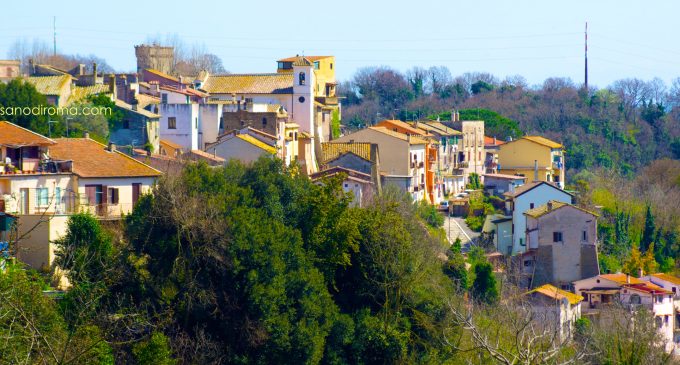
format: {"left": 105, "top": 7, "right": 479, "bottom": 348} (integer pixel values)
{"left": 497, "top": 136, "right": 565, "bottom": 188}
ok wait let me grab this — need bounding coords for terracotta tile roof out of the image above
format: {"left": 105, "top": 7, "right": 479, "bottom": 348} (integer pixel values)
{"left": 25, "top": 75, "right": 71, "bottom": 95}
{"left": 524, "top": 200, "right": 598, "bottom": 219}
{"left": 277, "top": 56, "right": 332, "bottom": 62}
{"left": 377, "top": 120, "right": 427, "bottom": 136}
{"left": 624, "top": 282, "right": 673, "bottom": 295}
{"left": 503, "top": 181, "right": 572, "bottom": 198}
{"left": 521, "top": 136, "right": 563, "bottom": 149}
{"left": 368, "top": 127, "right": 429, "bottom": 145}
{"left": 235, "top": 134, "right": 277, "bottom": 154}
{"left": 145, "top": 68, "right": 179, "bottom": 83}
{"left": 183, "top": 149, "right": 226, "bottom": 164}
{"left": 0, "top": 121, "right": 56, "bottom": 147}
{"left": 411, "top": 121, "right": 461, "bottom": 136}
{"left": 651, "top": 273, "right": 680, "bottom": 286}
{"left": 49, "top": 138, "right": 161, "bottom": 178}
{"left": 68, "top": 84, "right": 112, "bottom": 104}
{"left": 527, "top": 284, "right": 583, "bottom": 305}
{"left": 159, "top": 85, "right": 207, "bottom": 98}
{"left": 202, "top": 73, "right": 294, "bottom": 94}
{"left": 310, "top": 166, "right": 372, "bottom": 183}
{"left": 135, "top": 93, "right": 160, "bottom": 109}
{"left": 321, "top": 142, "right": 374, "bottom": 164}
{"left": 601, "top": 273, "right": 644, "bottom": 285}
{"left": 484, "top": 136, "right": 505, "bottom": 146}
{"left": 114, "top": 99, "right": 160, "bottom": 119}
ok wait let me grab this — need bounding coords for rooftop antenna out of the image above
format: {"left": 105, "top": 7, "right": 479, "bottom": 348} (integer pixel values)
{"left": 53, "top": 16, "right": 57, "bottom": 56}
{"left": 584, "top": 21, "right": 588, "bottom": 90}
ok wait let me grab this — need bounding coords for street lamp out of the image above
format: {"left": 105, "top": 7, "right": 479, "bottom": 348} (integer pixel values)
{"left": 47, "top": 120, "right": 59, "bottom": 138}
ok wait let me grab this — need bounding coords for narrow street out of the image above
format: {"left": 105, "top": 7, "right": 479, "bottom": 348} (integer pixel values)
{"left": 442, "top": 214, "right": 480, "bottom": 252}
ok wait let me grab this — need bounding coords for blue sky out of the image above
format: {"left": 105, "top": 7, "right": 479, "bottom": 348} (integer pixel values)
{"left": 1, "top": 0, "right": 678, "bottom": 88}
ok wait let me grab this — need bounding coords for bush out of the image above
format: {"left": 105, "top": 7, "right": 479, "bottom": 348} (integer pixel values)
{"left": 132, "top": 331, "right": 176, "bottom": 365}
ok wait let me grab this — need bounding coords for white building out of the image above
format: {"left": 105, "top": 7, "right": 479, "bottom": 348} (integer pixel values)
{"left": 502, "top": 181, "right": 573, "bottom": 255}
{"left": 525, "top": 284, "right": 583, "bottom": 342}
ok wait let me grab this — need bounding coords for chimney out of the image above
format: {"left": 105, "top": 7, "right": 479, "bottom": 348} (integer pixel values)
{"left": 638, "top": 268, "right": 644, "bottom": 278}
{"left": 92, "top": 63, "right": 98, "bottom": 84}
{"left": 178, "top": 75, "right": 183, "bottom": 88}
{"left": 547, "top": 201, "right": 553, "bottom": 211}
{"left": 108, "top": 75, "right": 117, "bottom": 100}
{"left": 77, "top": 64, "right": 85, "bottom": 76}
{"left": 28, "top": 58, "right": 35, "bottom": 75}
{"left": 131, "top": 99, "right": 138, "bottom": 111}
{"left": 108, "top": 142, "right": 116, "bottom": 152}
{"left": 627, "top": 274, "right": 631, "bottom": 284}
{"left": 84, "top": 132, "right": 90, "bottom": 139}
{"left": 494, "top": 136, "right": 497, "bottom": 145}
{"left": 407, "top": 134, "right": 412, "bottom": 144}
{"left": 534, "top": 160, "right": 539, "bottom": 182}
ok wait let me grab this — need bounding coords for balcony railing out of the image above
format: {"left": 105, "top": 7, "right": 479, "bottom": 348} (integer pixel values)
{"left": 458, "top": 161, "right": 469, "bottom": 168}
{"left": 0, "top": 160, "right": 73, "bottom": 176}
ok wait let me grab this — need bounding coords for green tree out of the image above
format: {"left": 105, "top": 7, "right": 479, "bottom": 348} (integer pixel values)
{"left": 132, "top": 331, "right": 176, "bottom": 365}
{"left": 0, "top": 78, "right": 50, "bottom": 134}
{"left": 471, "top": 262, "right": 498, "bottom": 304}
{"left": 641, "top": 205, "right": 656, "bottom": 253}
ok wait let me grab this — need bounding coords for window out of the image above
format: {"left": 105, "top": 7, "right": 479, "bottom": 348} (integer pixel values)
{"left": 673, "top": 287, "right": 677, "bottom": 295}
{"left": 219, "top": 117, "right": 224, "bottom": 130}
{"left": 530, "top": 203, "right": 534, "bottom": 209}
{"left": 55, "top": 187, "right": 61, "bottom": 205}
{"left": 122, "top": 120, "right": 130, "bottom": 129}
{"left": 582, "top": 230, "right": 588, "bottom": 241}
{"left": 630, "top": 294, "right": 641, "bottom": 304}
{"left": 313, "top": 61, "right": 320, "bottom": 70}
{"left": 553, "top": 232, "right": 563, "bottom": 242}
{"left": 330, "top": 63, "right": 333, "bottom": 70}
{"left": 298, "top": 72, "right": 306, "bottom": 85}
{"left": 108, "top": 187, "right": 119, "bottom": 205}
{"left": 262, "top": 117, "right": 267, "bottom": 128}
{"left": 36, "top": 188, "right": 48, "bottom": 207}
{"left": 298, "top": 96, "right": 305, "bottom": 103}
{"left": 161, "top": 93, "right": 168, "bottom": 104}
{"left": 656, "top": 295, "right": 664, "bottom": 304}
{"left": 168, "top": 117, "right": 176, "bottom": 129}
{"left": 278, "top": 62, "right": 292, "bottom": 70}
{"left": 665, "top": 315, "right": 670, "bottom": 325}
{"left": 344, "top": 183, "right": 348, "bottom": 188}
{"left": 195, "top": 117, "right": 198, "bottom": 129}
{"left": 520, "top": 238, "right": 524, "bottom": 246}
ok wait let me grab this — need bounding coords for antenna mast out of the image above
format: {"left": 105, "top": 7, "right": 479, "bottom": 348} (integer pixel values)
{"left": 584, "top": 21, "right": 588, "bottom": 90}
{"left": 53, "top": 16, "right": 57, "bottom": 56}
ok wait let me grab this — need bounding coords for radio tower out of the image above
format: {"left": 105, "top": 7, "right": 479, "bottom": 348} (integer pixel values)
{"left": 584, "top": 22, "right": 588, "bottom": 90}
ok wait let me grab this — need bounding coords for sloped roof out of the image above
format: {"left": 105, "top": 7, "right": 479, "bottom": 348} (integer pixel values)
{"left": 378, "top": 120, "right": 427, "bottom": 136}
{"left": 485, "top": 136, "right": 505, "bottom": 146}
{"left": 50, "top": 138, "right": 161, "bottom": 178}
{"left": 625, "top": 282, "right": 673, "bottom": 295}
{"left": 236, "top": 134, "right": 277, "bottom": 154}
{"left": 68, "top": 84, "right": 112, "bottom": 104}
{"left": 484, "top": 173, "right": 527, "bottom": 180}
{"left": 503, "top": 181, "right": 572, "bottom": 198}
{"left": 321, "top": 142, "right": 374, "bottom": 164}
{"left": 651, "top": 273, "right": 680, "bottom": 286}
{"left": 521, "top": 136, "right": 563, "bottom": 149}
{"left": 524, "top": 200, "right": 598, "bottom": 219}
{"left": 202, "top": 73, "right": 294, "bottom": 95}
{"left": 528, "top": 284, "right": 583, "bottom": 305}
{"left": 183, "top": 149, "right": 226, "bottom": 164}
{"left": 368, "top": 127, "right": 429, "bottom": 145}
{"left": 135, "top": 93, "right": 160, "bottom": 109}
{"left": 114, "top": 99, "right": 160, "bottom": 119}
{"left": 145, "top": 68, "right": 179, "bottom": 83}
{"left": 277, "top": 56, "right": 332, "bottom": 62}
{"left": 600, "top": 273, "right": 644, "bottom": 285}
{"left": 25, "top": 75, "right": 71, "bottom": 95}
{"left": 310, "top": 166, "right": 372, "bottom": 183}
{"left": 0, "top": 121, "right": 56, "bottom": 147}
{"left": 412, "top": 121, "right": 461, "bottom": 136}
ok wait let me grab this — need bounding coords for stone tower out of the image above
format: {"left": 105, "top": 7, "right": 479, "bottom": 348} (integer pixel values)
{"left": 135, "top": 44, "right": 174, "bottom": 77}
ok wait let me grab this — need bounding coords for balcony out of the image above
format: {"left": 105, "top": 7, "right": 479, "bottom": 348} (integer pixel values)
{"left": 315, "top": 96, "right": 339, "bottom": 106}
{"left": 0, "top": 159, "right": 73, "bottom": 176}
{"left": 552, "top": 161, "right": 564, "bottom": 170}
{"left": 458, "top": 161, "right": 469, "bottom": 168}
